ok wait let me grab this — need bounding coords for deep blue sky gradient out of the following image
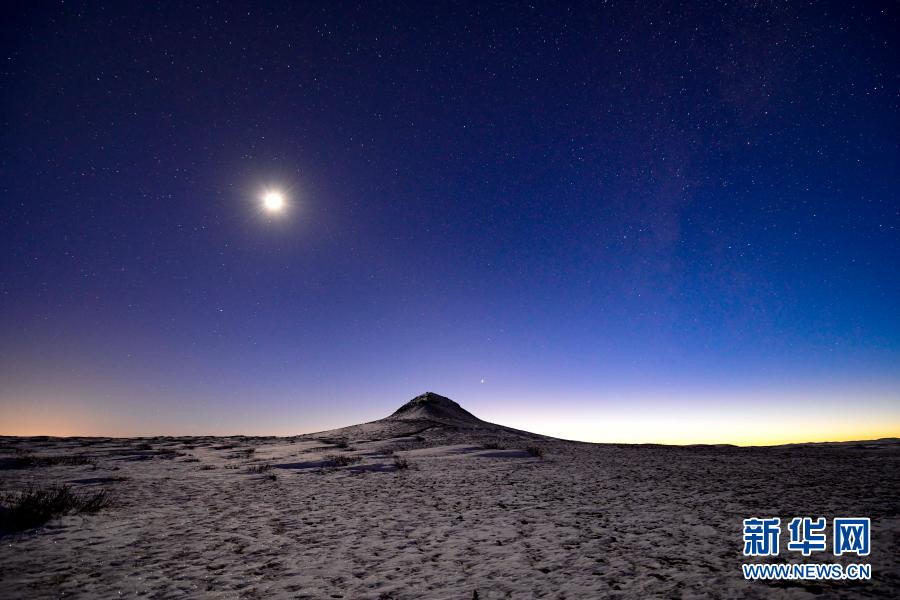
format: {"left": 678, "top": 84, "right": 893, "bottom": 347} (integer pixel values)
{"left": 1, "top": 2, "right": 898, "bottom": 441}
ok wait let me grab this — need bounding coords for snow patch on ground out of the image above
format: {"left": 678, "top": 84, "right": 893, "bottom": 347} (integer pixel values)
{"left": 0, "top": 433, "right": 897, "bottom": 598}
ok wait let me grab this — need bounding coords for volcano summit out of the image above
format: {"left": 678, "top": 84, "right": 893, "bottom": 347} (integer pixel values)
{"left": 306, "top": 392, "right": 546, "bottom": 444}
{"left": 387, "top": 392, "right": 483, "bottom": 424}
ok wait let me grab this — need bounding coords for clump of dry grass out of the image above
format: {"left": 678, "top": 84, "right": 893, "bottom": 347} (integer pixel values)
{"left": 393, "top": 455, "right": 409, "bottom": 470}
{"left": 324, "top": 454, "right": 361, "bottom": 467}
{"left": 152, "top": 448, "right": 184, "bottom": 460}
{"left": 230, "top": 448, "right": 255, "bottom": 459}
{"left": 525, "top": 446, "right": 544, "bottom": 458}
{"left": 318, "top": 437, "right": 348, "bottom": 447}
{"left": 2, "top": 453, "right": 95, "bottom": 469}
{"left": 246, "top": 463, "right": 272, "bottom": 474}
{"left": 0, "top": 484, "right": 112, "bottom": 534}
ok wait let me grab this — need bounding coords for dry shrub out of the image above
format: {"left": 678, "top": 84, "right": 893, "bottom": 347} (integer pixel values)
{"left": 324, "top": 454, "right": 361, "bottom": 467}
{"left": 4, "top": 454, "right": 95, "bottom": 469}
{"left": 525, "top": 446, "right": 544, "bottom": 458}
{"left": 0, "top": 484, "right": 112, "bottom": 534}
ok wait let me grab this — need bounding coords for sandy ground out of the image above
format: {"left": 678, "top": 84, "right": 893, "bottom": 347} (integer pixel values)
{"left": 0, "top": 422, "right": 898, "bottom": 599}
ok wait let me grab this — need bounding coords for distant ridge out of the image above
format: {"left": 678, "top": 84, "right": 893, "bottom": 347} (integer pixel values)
{"left": 387, "top": 392, "right": 483, "bottom": 424}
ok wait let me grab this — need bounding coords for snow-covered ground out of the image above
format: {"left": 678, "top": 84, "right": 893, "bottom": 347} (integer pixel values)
{"left": 1, "top": 394, "right": 898, "bottom": 598}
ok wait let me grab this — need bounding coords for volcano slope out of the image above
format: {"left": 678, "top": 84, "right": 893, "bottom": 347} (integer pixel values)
{"left": 0, "top": 392, "right": 898, "bottom": 599}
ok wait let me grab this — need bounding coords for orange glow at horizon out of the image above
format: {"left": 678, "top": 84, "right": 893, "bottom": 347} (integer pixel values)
{"left": 3, "top": 393, "right": 898, "bottom": 446}
{"left": 484, "top": 405, "right": 900, "bottom": 446}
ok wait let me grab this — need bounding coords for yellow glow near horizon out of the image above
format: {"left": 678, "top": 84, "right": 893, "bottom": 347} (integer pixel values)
{"left": 3, "top": 387, "right": 899, "bottom": 444}
{"left": 489, "top": 410, "right": 900, "bottom": 446}
{"left": 4, "top": 399, "right": 898, "bottom": 444}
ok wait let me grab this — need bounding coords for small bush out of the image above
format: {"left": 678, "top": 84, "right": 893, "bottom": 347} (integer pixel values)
{"left": 392, "top": 455, "right": 409, "bottom": 470}
{"left": 525, "top": 446, "right": 544, "bottom": 458}
{"left": 227, "top": 448, "right": 255, "bottom": 459}
{"left": 0, "top": 484, "right": 112, "bottom": 534}
{"left": 320, "top": 439, "right": 353, "bottom": 450}
{"left": 154, "top": 449, "right": 183, "bottom": 460}
{"left": 5, "top": 454, "right": 95, "bottom": 469}
{"left": 324, "top": 454, "right": 361, "bottom": 467}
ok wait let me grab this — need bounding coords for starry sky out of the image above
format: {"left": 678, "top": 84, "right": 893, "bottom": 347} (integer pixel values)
{"left": 1, "top": 2, "right": 898, "bottom": 444}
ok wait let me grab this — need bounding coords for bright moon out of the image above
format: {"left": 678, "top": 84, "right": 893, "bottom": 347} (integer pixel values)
{"left": 262, "top": 190, "right": 285, "bottom": 212}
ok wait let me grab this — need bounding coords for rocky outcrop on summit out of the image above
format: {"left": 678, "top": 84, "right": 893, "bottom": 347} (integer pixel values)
{"left": 387, "top": 392, "right": 483, "bottom": 425}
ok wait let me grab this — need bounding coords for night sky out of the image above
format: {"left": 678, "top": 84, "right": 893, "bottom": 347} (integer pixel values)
{"left": 2, "top": 2, "right": 898, "bottom": 443}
